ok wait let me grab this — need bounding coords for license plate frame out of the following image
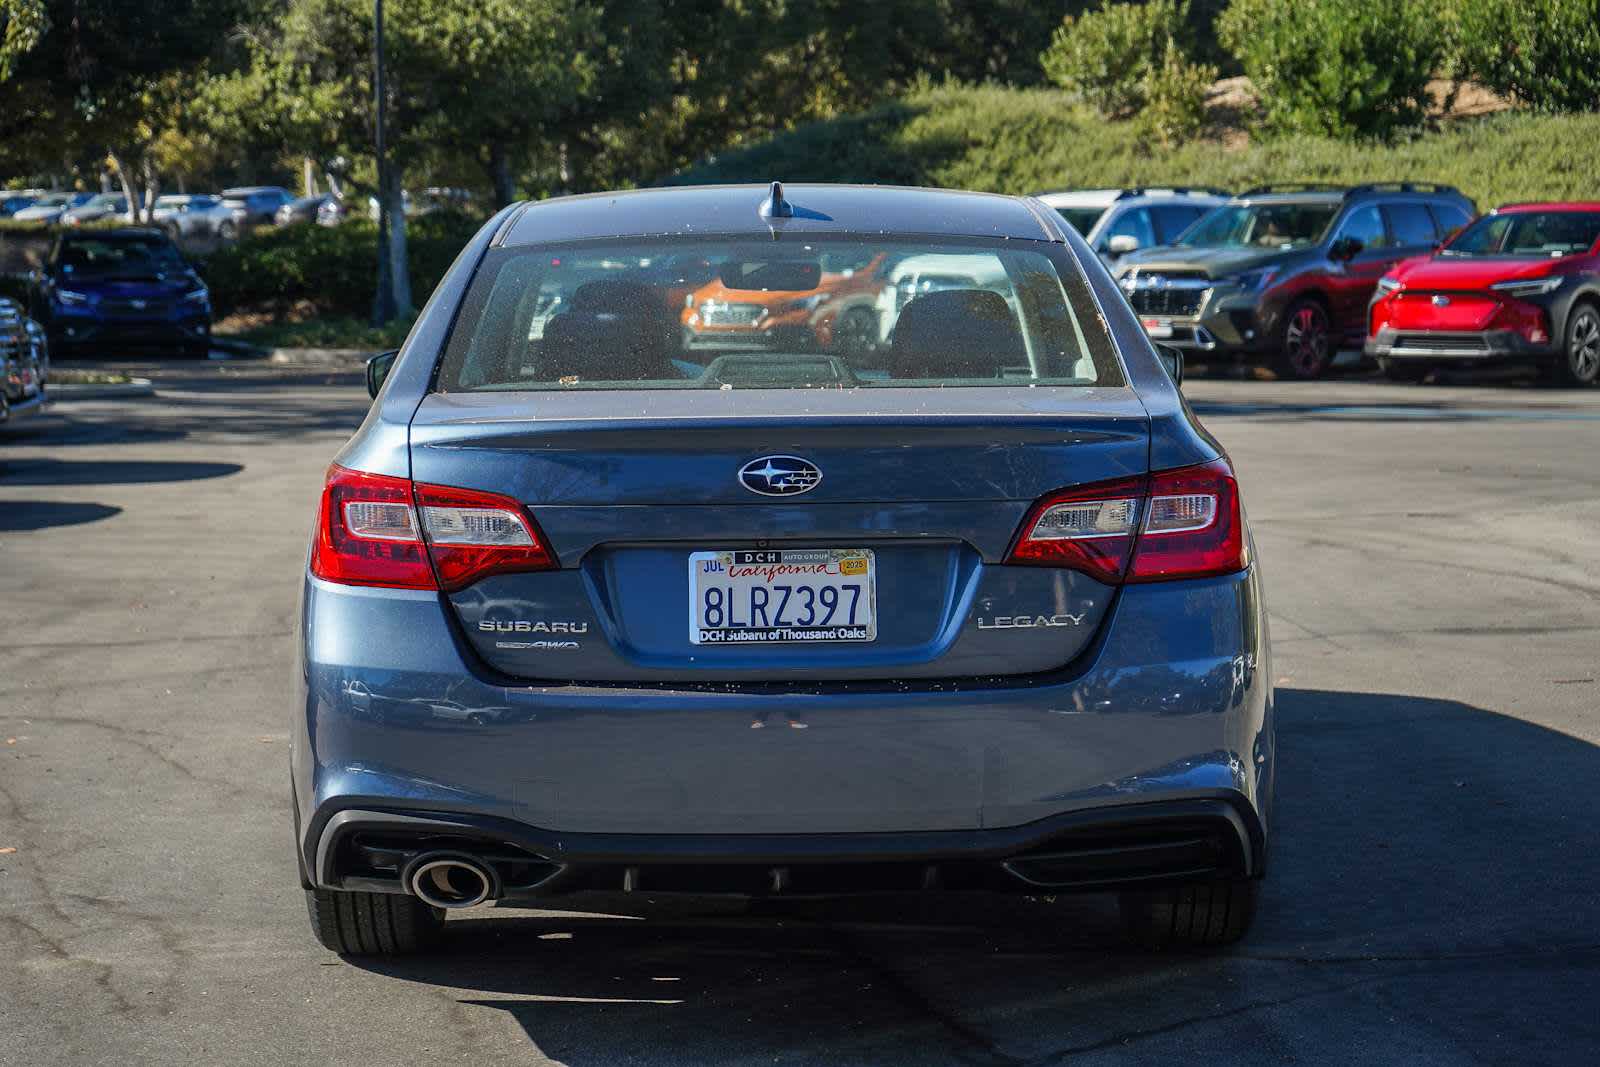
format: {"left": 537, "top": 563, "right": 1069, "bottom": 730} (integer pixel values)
{"left": 688, "top": 548, "right": 877, "bottom": 645}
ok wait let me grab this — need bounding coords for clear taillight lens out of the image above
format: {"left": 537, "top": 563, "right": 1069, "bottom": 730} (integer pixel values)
{"left": 1009, "top": 459, "right": 1246, "bottom": 584}
{"left": 310, "top": 466, "right": 557, "bottom": 591}
{"left": 310, "top": 466, "right": 434, "bottom": 588}
{"left": 1127, "top": 459, "right": 1245, "bottom": 582}
{"left": 1007, "top": 475, "right": 1144, "bottom": 583}
{"left": 414, "top": 482, "right": 555, "bottom": 592}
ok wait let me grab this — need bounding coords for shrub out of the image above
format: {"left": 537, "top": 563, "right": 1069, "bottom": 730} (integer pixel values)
{"left": 1457, "top": 0, "right": 1600, "bottom": 113}
{"left": 670, "top": 83, "right": 1600, "bottom": 210}
{"left": 201, "top": 212, "right": 482, "bottom": 317}
{"left": 1040, "top": 1, "right": 1192, "bottom": 118}
{"left": 1218, "top": 0, "right": 1445, "bottom": 140}
{"left": 1139, "top": 40, "right": 1217, "bottom": 146}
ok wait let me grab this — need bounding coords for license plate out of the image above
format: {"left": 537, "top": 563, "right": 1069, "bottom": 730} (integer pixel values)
{"left": 689, "top": 548, "right": 876, "bottom": 644}
{"left": 1142, "top": 318, "right": 1174, "bottom": 339}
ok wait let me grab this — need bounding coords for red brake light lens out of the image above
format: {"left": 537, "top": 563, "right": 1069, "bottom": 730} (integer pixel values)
{"left": 310, "top": 466, "right": 435, "bottom": 588}
{"left": 310, "top": 466, "right": 557, "bottom": 591}
{"left": 1009, "top": 459, "right": 1246, "bottom": 584}
{"left": 1127, "top": 459, "right": 1245, "bottom": 582}
{"left": 1007, "top": 475, "right": 1145, "bottom": 584}
{"left": 414, "top": 481, "right": 555, "bottom": 592}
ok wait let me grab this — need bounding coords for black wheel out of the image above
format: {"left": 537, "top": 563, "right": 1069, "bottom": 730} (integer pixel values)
{"left": 305, "top": 888, "right": 445, "bottom": 956}
{"left": 1549, "top": 302, "right": 1600, "bottom": 387}
{"left": 833, "top": 307, "right": 878, "bottom": 358}
{"left": 218, "top": 220, "right": 237, "bottom": 241}
{"left": 164, "top": 222, "right": 183, "bottom": 242}
{"left": 1274, "top": 299, "right": 1333, "bottom": 380}
{"left": 1379, "top": 357, "right": 1430, "bottom": 383}
{"left": 1118, "top": 877, "right": 1258, "bottom": 949}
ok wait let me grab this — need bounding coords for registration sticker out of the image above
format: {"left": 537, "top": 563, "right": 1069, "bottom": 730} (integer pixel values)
{"left": 1141, "top": 318, "right": 1175, "bottom": 339}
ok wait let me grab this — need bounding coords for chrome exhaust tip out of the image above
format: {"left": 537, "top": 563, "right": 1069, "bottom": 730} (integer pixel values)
{"left": 406, "top": 852, "right": 496, "bottom": 909}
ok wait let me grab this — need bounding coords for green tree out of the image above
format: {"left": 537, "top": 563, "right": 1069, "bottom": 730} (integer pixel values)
{"left": 1219, "top": 0, "right": 1445, "bottom": 140}
{"left": 1457, "top": 0, "right": 1600, "bottom": 113}
{"left": 1039, "top": 0, "right": 1197, "bottom": 119}
{"left": 0, "top": 0, "right": 252, "bottom": 215}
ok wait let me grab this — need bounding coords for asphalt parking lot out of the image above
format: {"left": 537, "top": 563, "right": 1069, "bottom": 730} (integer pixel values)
{"left": 3, "top": 360, "right": 1599, "bottom": 1066}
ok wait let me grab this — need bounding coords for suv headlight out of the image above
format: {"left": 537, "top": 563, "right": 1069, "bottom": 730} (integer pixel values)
{"left": 1224, "top": 267, "right": 1279, "bottom": 292}
{"left": 1490, "top": 277, "right": 1562, "bottom": 299}
{"left": 1375, "top": 275, "right": 1402, "bottom": 296}
{"left": 56, "top": 289, "right": 89, "bottom": 305}
{"left": 182, "top": 287, "right": 210, "bottom": 305}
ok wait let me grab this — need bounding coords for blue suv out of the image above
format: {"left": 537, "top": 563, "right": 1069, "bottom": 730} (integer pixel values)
{"left": 294, "top": 184, "right": 1274, "bottom": 955}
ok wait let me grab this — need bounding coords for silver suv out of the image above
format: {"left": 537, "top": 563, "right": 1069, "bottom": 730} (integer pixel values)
{"left": 1035, "top": 187, "right": 1230, "bottom": 268}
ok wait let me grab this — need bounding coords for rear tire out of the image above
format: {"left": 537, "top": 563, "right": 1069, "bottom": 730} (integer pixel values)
{"left": 218, "top": 220, "right": 237, "bottom": 241}
{"left": 304, "top": 888, "right": 445, "bottom": 956}
{"left": 1379, "top": 358, "right": 1430, "bottom": 383}
{"left": 1549, "top": 302, "right": 1600, "bottom": 387}
{"left": 1118, "top": 877, "right": 1258, "bottom": 950}
{"left": 1274, "top": 298, "right": 1334, "bottom": 380}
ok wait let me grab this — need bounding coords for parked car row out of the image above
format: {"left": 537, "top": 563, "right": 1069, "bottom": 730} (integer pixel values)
{"left": 0, "top": 296, "right": 49, "bottom": 424}
{"left": 1035, "top": 181, "right": 1600, "bottom": 386}
{"left": 0, "top": 185, "right": 298, "bottom": 236}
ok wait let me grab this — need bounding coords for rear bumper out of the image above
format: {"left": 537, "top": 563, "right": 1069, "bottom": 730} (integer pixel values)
{"left": 306, "top": 795, "right": 1263, "bottom": 901}
{"left": 293, "top": 566, "right": 1274, "bottom": 891}
{"left": 1365, "top": 327, "right": 1557, "bottom": 363}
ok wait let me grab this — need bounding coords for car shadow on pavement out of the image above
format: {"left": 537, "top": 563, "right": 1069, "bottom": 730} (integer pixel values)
{"left": 347, "top": 687, "right": 1600, "bottom": 1064}
{"left": 0, "top": 500, "right": 121, "bottom": 531}
{"left": 0, "top": 458, "right": 242, "bottom": 485}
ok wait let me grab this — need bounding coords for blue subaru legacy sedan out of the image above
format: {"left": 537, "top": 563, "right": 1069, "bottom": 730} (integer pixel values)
{"left": 294, "top": 183, "right": 1273, "bottom": 955}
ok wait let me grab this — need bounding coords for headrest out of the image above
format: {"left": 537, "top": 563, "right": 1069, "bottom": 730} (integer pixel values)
{"left": 890, "top": 289, "right": 1024, "bottom": 380}
{"left": 539, "top": 279, "right": 679, "bottom": 383}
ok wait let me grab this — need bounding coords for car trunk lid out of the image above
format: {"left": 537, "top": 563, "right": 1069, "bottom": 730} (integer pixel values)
{"left": 409, "top": 388, "right": 1150, "bottom": 683}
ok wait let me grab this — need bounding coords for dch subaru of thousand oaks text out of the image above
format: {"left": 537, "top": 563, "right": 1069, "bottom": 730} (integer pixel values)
{"left": 293, "top": 183, "right": 1274, "bottom": 956}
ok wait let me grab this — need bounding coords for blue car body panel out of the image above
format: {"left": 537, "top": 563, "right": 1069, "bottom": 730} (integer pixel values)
{"left": 293, "top": 184, "right": 1273, "bottom": 898}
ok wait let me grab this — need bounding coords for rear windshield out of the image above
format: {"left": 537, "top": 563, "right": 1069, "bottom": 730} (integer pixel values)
{"left": 436, "top": 237, "right": 1124, "bottom": 391}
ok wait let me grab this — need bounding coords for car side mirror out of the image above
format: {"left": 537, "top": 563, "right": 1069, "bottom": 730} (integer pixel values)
{"left": 1106, "top": 234, "right": 1141, "bottom": 257}
{"left": 1330, "top": 236, "right": 1363, "bottom": 262}
{"left": 1155, "top": 343, "right": 1184, "bottom": 386}
{"left": 366, "top": 349, "right": 399, "bottom": 399}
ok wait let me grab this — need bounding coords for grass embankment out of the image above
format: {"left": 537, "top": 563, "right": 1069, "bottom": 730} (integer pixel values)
{"left": 669, "top": 84, "right": 1600, "bottom": 207}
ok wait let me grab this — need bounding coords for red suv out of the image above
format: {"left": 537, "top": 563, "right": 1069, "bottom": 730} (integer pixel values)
{"left": 1366, "top": 202, "right": 1600, "bottom": 385}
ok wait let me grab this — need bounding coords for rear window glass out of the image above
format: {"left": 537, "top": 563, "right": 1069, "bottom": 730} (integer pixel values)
{"left": 437, "top": 237, "right": 1124, "bottom": 391}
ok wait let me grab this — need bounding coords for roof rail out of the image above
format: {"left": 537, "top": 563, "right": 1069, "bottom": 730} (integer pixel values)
{"left": 1116, "top": 186, "right": 1231, "bottom": 200}
{"left": 1240, "top": 182, "right": 1347, "bottom": 196}
{"left": 1345, "top": 181, "right": 1461, "bottom": 197}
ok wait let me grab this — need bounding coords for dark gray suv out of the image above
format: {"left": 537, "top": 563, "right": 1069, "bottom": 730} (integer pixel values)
{"left": 1116, "top": 183, "right": 1477, "bottom": 379}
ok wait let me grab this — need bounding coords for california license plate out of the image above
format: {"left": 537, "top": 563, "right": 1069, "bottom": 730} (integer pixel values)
{"left": 689, "top": 548, "right": 876, "bottom": 644}
{"left": 1142, "top": 317, "right": 1175, "bottom": 339}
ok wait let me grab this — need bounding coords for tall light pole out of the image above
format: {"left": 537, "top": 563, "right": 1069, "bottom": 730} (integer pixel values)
{"left": 371, "top": 0, "right": 395, "bottom": 326}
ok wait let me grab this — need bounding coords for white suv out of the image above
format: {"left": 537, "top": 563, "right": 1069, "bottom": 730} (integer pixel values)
{"left": 1034, "top": 188, "right": 1229, "bottom": 268}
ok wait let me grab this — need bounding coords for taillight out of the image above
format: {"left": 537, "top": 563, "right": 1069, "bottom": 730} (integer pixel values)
{"left": 414, "top": 481, "right": 555, "bottom": 591}
{"left": 310, "top": 465, "right": 556, "bottom": 591}
{"left": 1127, "top": 459, "right": 1245, "bottom": 582}
{"left": 1007, "top": 475, "right": 1144, "bottom": 583}
{"left": 310, "top": 467, "right": 435, "bottom": 588}
{"left": 1009, "top": 459, "right": 1246, "bottom": 584}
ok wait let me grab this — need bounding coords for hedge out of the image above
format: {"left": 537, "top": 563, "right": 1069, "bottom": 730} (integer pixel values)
{"left": 668, "top": 83, "right": 1600, "bottom": 209}
{"left": 200, "top": 212, "right": 484, "bottom": 317}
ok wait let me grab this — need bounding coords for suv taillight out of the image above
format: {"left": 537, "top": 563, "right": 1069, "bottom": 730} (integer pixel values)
{"left": 310, "top": 465, "right": 556, "bottom": 591}
{"left": 1008, "top": 459, "right": 1246, "bottom": 584}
